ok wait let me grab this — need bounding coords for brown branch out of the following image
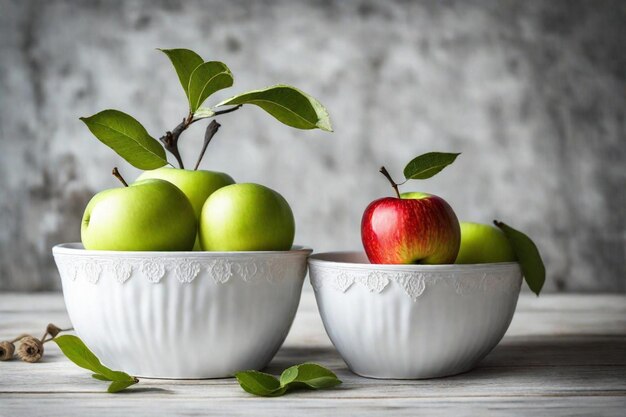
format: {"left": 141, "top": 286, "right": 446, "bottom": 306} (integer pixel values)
{"left": 159, "top": 106, "right": 241, "bottom": 169}
{"left": 212, "top": 104, "right": 242, "bottom": 116}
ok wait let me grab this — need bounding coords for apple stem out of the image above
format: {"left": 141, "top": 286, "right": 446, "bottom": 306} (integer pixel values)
{"left": 194, "top": 120, "right": 221, "bottom": 171}
{"left": 379, "top": 166, "right": 401, "bottom": 198}
{"left": 112, "top": 167, "right": 129, "bottom": 187}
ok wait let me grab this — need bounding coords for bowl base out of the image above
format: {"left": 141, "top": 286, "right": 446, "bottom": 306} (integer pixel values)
{"left": 348, "top": 363, "right": 477, "bottom": 380}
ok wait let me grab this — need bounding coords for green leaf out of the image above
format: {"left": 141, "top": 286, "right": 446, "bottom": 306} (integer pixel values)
{"left": 54, "top": 335, "right": 137, "bottom": 393}
{"left": 235, "top": 364, "right": 341, "bottom": 397}
{"left": 279, "top": 363, "right": 341, "bottom": 389}
{"left": 159, "top": 48, "right": 204, "bottom": 101}
{"left": 193, "top": 107, "right": 215, "bottom": 119}
{"left": 188, "top": 61, "right": 233, "bottom": 112}
{"left": 234, "top": 371, "right": 286, "bottom": 397}
{"left": 80, "top": 110, "right": 168, "bottom": 170}
{"left": 495, "top": 221, "right": 546, "bottom": 295}
{"left": 403, "top": 152, "right": 461, "bottom": 180}
{"left": 108, "top": 379, "right": 139, "bottom": 393}
{"left": 217, "top": 84, "right": 332, "bottom": 131}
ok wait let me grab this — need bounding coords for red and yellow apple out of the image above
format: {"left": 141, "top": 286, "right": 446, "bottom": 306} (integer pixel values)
{"left": 361, "top": 191, "right": 460, "bottom": 264}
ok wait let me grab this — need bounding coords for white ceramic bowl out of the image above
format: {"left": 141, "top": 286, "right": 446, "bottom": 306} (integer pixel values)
{"left": 53, "top": 243, "right": 311, "bottom": 379}
{"left": 308, "top": 252, "right": 522, "bottom": 379}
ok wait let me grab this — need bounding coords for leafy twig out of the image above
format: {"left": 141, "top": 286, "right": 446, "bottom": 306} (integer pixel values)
{"left": 160, "top": 106, "right": 241, "bottom": 169}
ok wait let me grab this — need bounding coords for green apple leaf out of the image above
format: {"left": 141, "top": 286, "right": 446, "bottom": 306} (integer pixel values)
{"left": 279, "top": 363, "right": 342, "bottom": 390}
{"left": 54, "top": 335, "right": 138, "bottom": 393}
{"left": 188, "top": 61, "right": 233, "bottom": 112}
{"left": 234, "top": 371, "right": 286, "bottom": 397}
{"left": 403, "top": 152, "right": 461, "bottom": 180}
{"left": 235, "top": 363, "right": 341, "bottom": 397}
{"left": 80, "top": 110, "right": 168, "bottom": 170}
{"left": 217, "top": 84, "right": 332, "bottom": 131}
{"left": 494, "top": 221, "right": 546, "bottom": 295}
{"left": 108, "top": 379, "right": 139, "bottom": 393}
{"left": 159, "top": 48, "right": 204, "bottom": 102}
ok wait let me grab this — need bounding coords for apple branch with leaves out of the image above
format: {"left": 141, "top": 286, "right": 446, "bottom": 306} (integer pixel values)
{"left": 80, "top": 48, "right": 332, "bottom": 177}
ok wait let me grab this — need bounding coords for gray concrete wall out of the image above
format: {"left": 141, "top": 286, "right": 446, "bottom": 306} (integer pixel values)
{"left": 0, "top": 0, "right": 624, "bottom": 292}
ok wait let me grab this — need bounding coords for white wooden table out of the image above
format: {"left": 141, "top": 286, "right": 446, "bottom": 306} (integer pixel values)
{"left": 1, "top": 290, "right": 625, "bottom": 416}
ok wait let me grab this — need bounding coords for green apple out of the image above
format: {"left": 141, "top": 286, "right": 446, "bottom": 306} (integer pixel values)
{"left": 454, "top": 221, "right": 516, "bottom": 264}
{"left": 136, "top": 167, "right": 235, "bottom": 249}
{"left": 199, "top": 183, "right": 295, "bottom": 251}
{"left": 81, "top": 179, "right": 197, "bottom": 251}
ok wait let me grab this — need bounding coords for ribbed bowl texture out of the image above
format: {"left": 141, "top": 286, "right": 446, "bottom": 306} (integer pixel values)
{"left": 53, "top": 243, "right": 311, "bottom": 379}
{"left": 308, "top": 252, "right": 522, "bottom": 379}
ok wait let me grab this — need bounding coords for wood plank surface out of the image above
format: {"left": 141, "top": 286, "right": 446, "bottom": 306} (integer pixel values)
{"left": 1, "top": 291, "right": 625, "bottom": 416}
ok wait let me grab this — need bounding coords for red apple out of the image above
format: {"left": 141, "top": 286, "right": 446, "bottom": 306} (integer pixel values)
{"left": 361, "top": 192, "right": 461, "bottom": 264}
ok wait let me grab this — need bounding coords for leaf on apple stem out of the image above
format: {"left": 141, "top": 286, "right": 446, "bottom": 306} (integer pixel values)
{"left": 494, "top": 221, "right": 546, "bottom": 295}
{"left": 403, "top": 152, "right": 461, "bottom": 180}
{"left": 216, "top": 84, "right": 333, "bottom": 132}
{"left": 54, "top": 335, "right": 139, "bottom": 393}
{"left": 80, "top": 110, "right": 168, "bottom": 170}
{"left": 188, "top": 61, "right": 234, "bottom": 112}
{"left": 159, "top": 48, "right": 204, "bottom": 103}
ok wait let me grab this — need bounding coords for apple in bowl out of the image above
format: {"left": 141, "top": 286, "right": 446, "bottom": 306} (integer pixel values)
{"left": 81, "top": 178, "right": 197, "bottom": 251}
{"left": 455, "top": 221, "right": 516, "bottom": 264}
{"left": 361, "top": 155, "right": 462, "bottom": 265}
{"left": 199, "top": 183, "right": 295, "bottom": 251}
{"left": 136, "top": 167, "right": 235, "bottom": 249}
{"left": 361, "top": 191, "right": 460, "bottom": 264}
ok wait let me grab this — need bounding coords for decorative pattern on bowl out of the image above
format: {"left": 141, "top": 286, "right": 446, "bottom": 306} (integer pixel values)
{"left": 54, "top": 254, "right": 298, "bottom": 285}
{"left": 310, "top": 264, "right": 520, "bottom": 301}
{"left": 53, "top": 243, "right": 312, "bottom": 379}
{"left": 308, "top": 252, "right": 522, "bottom": 379}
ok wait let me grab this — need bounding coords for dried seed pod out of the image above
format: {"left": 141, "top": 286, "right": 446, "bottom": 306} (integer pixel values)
{"left": 16, "top": 336, "right": 44, "bottom": 363}
{"left": 0, "top": 341, "right": 15, "bottom": 361}
{"left": 46, "top": 323, "right": 62, "bottom": 339}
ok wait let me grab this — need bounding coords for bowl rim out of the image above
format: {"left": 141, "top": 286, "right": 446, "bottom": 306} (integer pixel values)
{"left": 53, "top": 242, "right": 313, "bottom": 257}
{"left": 308, "top": 251, "right": 519, "bottom": 273}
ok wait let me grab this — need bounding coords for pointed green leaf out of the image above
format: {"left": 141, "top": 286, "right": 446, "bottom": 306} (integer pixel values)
{"left": 159, "top": 48, "right": 204, "bottom": 101}
{"left": 279, "top": 363, "right": 341, "bottom": 389}
{"left": 495, "top": 221, "right": 546, "bottom": 295}
{"left": 188, "top": 61, "right": 233, "bottom": 112}
{"left": 234, "top": 371, "right": 286, "bottom": 397}
{"left": 108, "top": 379, "right": 138, "bottom": 393}
{"left": 217, "top": 84, "right": 332, "bottom": 131}
{"left": 80, "top": 110, "right": 168, "bottom": 170}
{"left": 403, "top": 152, "right": 461, "bottom": 180}
{"left": 54, "top": 335, "right": 137, "bottom": 394}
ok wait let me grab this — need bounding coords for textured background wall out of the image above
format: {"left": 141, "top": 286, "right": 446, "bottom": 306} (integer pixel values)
{"left": 0, "top": 0, "right": 624, "bottom": 292}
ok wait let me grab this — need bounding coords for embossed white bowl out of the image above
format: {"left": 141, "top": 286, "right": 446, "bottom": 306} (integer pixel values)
{"left": 308, "top": 252, "right": 522, "bottom": 379}
{"left": 53, "top": 243, "right": 311, "bottom": 379}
